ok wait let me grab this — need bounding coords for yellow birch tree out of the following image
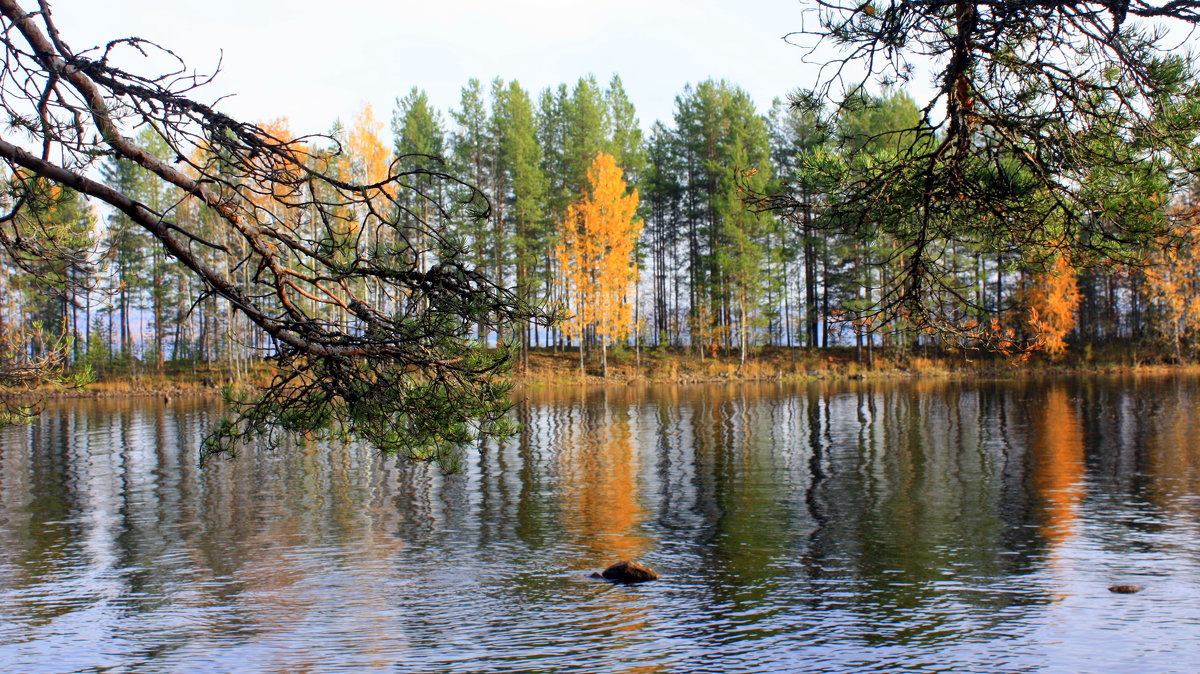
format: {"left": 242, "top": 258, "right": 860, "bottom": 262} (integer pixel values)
{"left": 1143, "top": 217, "right": 1200, "bottom": 362}
{"left": 554, "top": 152, "right": 643, "bottom": 376}
{"left": 341, "top": 105, "right": 392, "bottom": 310}
{"left": 1016, "top": 256, "right": 1081, "bottom": 358}
{"left": 344, "top": 104, "right": 389, "bottom": 186}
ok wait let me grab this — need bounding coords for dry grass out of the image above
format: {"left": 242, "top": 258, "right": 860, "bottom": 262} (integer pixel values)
{"left": 513, "top": 346, "right": 921, "bottom": 385}
{"left": 513, "top": 343, "right": 1200, "bottom": 388}
{"left": 12, "top": 343, "right": 1200, "bottom": 400}
{"left": 13, "top": 361, "right": 273, "bottom": 399}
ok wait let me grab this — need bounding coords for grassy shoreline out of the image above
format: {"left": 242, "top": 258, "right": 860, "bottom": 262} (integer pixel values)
{"left": 7, "top": 344, "right": 1199, "bottom": 400}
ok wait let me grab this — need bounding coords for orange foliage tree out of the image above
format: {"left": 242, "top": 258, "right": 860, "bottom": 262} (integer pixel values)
{"left": 554, "top": 153, "right": 643, "bottom": 376}
{"left": 1015, "top": 256, "right": 1081, "bottom": 357}
{"left": 1143, "top": 217, "right": 1200, "bottom": 362}
{"left": 247, "top": 118, "right": 302, "bottom": 215}
{"left": 343, "top": 104, "right": 389, "bottom": 186}
{"left": 340, "top": 105, "right": 395, "bottom": 306}
{"left": 339, "top": 104, "right": 391, "bottom": 246}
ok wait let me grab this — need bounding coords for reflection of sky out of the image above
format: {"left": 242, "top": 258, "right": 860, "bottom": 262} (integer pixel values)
{"left": 1, "top": 380, "right": 1200, "bottom": 671}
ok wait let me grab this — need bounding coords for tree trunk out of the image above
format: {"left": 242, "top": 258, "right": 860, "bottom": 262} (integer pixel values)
{"left": 739, "top": 287, "right": 748, "bottom": 370}
{"left": 153, "top": 249, "right": 163, "bottom": 370}
{"left": 803, "top": 203, "right": 818, "bottom": 349}
{"left": 601, "top": 338, "right": 608, "bottom": 378}
{"left": 634, "top": 268, "right": 641, "bottom": 377}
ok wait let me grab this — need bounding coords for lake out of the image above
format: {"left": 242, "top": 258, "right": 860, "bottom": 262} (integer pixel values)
{"left": 2, "top": 377, "right": 1200, "bottom": 672}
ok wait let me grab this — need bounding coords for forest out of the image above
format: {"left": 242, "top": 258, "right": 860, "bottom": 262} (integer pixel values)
{"left": 4, "top": 71, "right": 1197, "bottom": 385}
{"left": 8, "top": 3, "right": 1200, "bottom": 669}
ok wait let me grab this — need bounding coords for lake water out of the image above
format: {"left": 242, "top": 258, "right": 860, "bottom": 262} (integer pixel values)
{"left": 2, "top": 377, "right": 1200, "bottom": 672}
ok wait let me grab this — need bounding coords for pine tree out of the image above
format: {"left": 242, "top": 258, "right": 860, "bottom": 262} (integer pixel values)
{"left": 670, "top": 80, "right": 774, "bottom": 358}
{"left": 604, "top": 74, "right": 646, "bottom": 189}
{"left": 537, "top": 84, "right": 572, "bottom": 224}
{"left": 393, "top": 87, "right": 447, "bottom": 289}
{"left": 643, "top": 122, "right": 686, "bottom": 346}
{"left": 492, "top": 80, "right": 547, "bottom": 365}
{"left": 448, "top": 78, "right": 496, "bottom": 339}
{"left": 768, "top": 95, "right": 831, "bottom": 347}
{"left": 563, "top": 75, "right": 610, "bottom": 200}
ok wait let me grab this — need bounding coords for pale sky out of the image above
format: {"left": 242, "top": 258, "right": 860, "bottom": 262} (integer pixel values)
{"left": 47, "top": 0, "right": 826, "bottom": 137}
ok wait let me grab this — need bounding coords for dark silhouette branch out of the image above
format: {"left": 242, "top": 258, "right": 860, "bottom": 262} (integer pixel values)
{"left": 0, "top": 0, "right": 553, "bottom": 462}
{"left": 760, "top": 0, "right": 1200, "bottom": 342}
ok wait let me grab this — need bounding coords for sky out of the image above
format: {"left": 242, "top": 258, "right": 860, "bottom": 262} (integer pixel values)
{"left": 46, "top": 0, "right": 828, "bottom": 137}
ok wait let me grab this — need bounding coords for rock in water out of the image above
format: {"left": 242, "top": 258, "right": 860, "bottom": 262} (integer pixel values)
{"left": 590, "top": 560, "right": 659, "bottom": 584}
{"left": 1108, "top": 584, "right": 1144, "bottom": 594}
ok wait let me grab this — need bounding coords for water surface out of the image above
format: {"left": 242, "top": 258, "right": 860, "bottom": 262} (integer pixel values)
{"left": 2, "top": 377, "right": 1200, "bottom": 672}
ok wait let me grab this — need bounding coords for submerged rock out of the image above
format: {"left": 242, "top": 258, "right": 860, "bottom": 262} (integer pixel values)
{"left": 1108, "top": 584, "right": 1144, "bottom": 594}
{"left": 590, "top": 560, "right": 659, "bottom": 584}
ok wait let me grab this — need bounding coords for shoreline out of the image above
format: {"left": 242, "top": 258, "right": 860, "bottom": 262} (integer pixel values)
{"left": 7, "top": 349, "right": 1200, "bottom": 400}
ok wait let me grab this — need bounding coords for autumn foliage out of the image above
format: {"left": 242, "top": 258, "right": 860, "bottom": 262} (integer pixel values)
{"left": 1143, "top": 215, "right": 1200, "bottom": 362}
{"left": 1015, "top": 256, "right": 1081, "bottom": 357}
{"left": 554, "top": 153, "right": 643, "bottom": 361}
{"left": 344, "top": 104, "right": 389, "bottom": 185}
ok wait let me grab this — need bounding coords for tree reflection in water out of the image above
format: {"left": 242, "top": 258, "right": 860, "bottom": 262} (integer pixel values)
{"left": 2, "top": 379, "right": 1200, "bottom": 671}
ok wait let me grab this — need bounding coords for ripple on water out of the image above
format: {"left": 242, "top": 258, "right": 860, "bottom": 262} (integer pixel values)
{"left": 5, "top": 383, "right": 1200, "bottom": 672}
